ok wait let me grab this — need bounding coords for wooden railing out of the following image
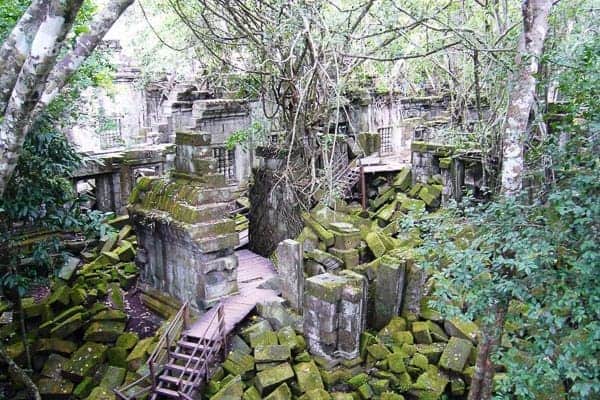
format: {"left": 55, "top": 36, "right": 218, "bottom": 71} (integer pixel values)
{"left": 178, "top": 303, "right": 226, "bottom": 397}
{"left": 114, "top": 302, "right": 190, "bottom": 400}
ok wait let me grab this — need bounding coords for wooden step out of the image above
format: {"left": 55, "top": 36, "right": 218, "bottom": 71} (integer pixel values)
{"left": 172, "top": 352, "right": 204, "bottom": 363}
{"left": 158, "top": 374, "right": 197, "bottom": 387}
{"left": 165, "top": 363, "right": 194, "bottom": 374}
{"left": 177, "top": 340, "right": 209, "bottom": 351}
{"left": 154, "top": 387, "right": 180, "bottom": 398}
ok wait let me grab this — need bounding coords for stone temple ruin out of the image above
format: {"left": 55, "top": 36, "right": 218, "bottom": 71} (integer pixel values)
{"left": 128, "top": 131, "right": 240, "bottom": 312}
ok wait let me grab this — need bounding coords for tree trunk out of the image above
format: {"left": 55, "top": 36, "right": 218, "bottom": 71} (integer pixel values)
{"left": 0, "top": 0, "right": 47, "bottom": 114}
{"left": 0, "top": 0, "right": 84, "bottom": 196}
{"left": 500, "top": 0, "right": 553, "bottom": 196}
{"left": 0, "top": 345, "right": 41, "bottom": 400}
{"left": 468, "top": 299, "right": 508, "bottom": 400}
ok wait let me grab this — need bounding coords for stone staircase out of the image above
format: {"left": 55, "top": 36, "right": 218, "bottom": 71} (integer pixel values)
{"left": 150, "top": 333, "right": 223, "bottom": 399}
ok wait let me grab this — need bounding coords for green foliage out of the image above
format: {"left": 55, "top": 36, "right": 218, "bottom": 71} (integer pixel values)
{"left": 225, "top": 121, "right": 268, "bottom": 152}
{"left": 0, "top": 0, "right": 28, "bottom": 41}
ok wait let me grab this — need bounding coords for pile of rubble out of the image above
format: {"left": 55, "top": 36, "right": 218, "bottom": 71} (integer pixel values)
{"left": 238, "top": 166, "right": 482, "bottom": 399}
{"left": 206, "top": 314, "right": 478, "bottom": 400}
{"left": 0, "top": 223, "right": 174, "bottom": 400}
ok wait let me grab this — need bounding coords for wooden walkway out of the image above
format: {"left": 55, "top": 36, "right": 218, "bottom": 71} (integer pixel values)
{"left": 186, "top": 249, "right": 280, "bottom": 339}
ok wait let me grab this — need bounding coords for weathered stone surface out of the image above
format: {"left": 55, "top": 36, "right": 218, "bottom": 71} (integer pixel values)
{"left": 50, "top": 313, "right": 84, "bottom": 338}
{"left": 38, "top": 377, "right": 73, "bottom": 399}
{"left": 305, "top": 249, "right": 343, "bottom": 271}
{"left": 223, "top": 350, "right": 255, "bottom": 377}
{"left": 116, "top": 332, "right": 139, "bottom": 350}
{"left": 210, "top": 375, "right": 244, "bottom": 399}
{"left": 264, "top": 383, "right": 292, "bottom": 400}
{"left": 255, "top": 363, "right": 294, "bottom": 394}
{"left": 276, "top": 239, "right": 304, "bottom": 311}
{"left": 86, "top": 386, "right": 116, "bottom": 400}
{"left": 41, "top": 353, "right": 68, "bottom": 379}
{"left": 401, "top": 262, "right": 427, "bottom": 317}
{"left": 73, "top": 376, "right": 95, "bottom": 398}
{"left": 438, "top": 337, "right": 473, "bottom": 372}
{"left": 410, "top": 365, "right": 449, "bottom": 398}
{"left": 107, "top": 347, "right": 128, "bottom": 368}
{"left": 254, "top": 345, "right": 291, "bottom": 363}
{"left": 374, "top": 256, "right": 406, "bottom": 329}
{"left": 365, "top": 232, "right": 386, "bottom": 258}
{"left": 58, "top": 255, "right": 80, "bottom": 281}
{"left": 62, "top": 342, "right": 107, "bottom": 382}
{"left": 444, "top": 317, "right": 480, "bottom": 344}
{"left": 35, "top": 338, "right": 77, "bottom": 356}
{"left": 328, "top": 247, "right": 359, "bottom": 268}
{"left": 126, "top": 337, "right": 153, "bottom": 371}
{"left": 83, "top": 320, "right": 126, "bottom": 342}
{"left": 100, "top": 365, "right": 126, "bottom": 388}
{"left": 294, "top": 361, "right": 324, "bottom": 393}
{"left": 412, "top": 321, "right": 433, "bottom": 344}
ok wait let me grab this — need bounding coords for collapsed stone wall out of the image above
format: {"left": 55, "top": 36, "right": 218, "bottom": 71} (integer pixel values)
{"left": 128, "top": 131, "right": 240, "bottom": 312}
{"left": 248, "top": 164, "right": 304, "bottom": 257}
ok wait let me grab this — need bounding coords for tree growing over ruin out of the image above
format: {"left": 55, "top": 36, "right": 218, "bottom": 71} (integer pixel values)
{"left": 0, "top": 0, "right": 134, "bottom": 197}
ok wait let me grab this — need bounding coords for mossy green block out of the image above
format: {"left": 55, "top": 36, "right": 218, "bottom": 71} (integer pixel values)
{"left": 255, "top": 363, "right": 294, "bottom": 394}
{"left": 241, "top": 320, "right": 273, "bottom": 343}
{"left": 83, "top": 320, "right": 126, "bottom": 343}
{"left": 264, "top": 383, "right": 292, "bottom": 400}
{"left": 116, "top": 332, "right": 139, "bottom": 350}
{"left": 438, "top": 337, "right": 473, "bottom": 372}
{"left": 365, "top": 232, "right": 386, "bottom": 258}
{"left": 100, "top": 365, "right": 126, "bottom": 388}
{"left": 277, "top": 327, "right": 299, "bottom": 352}
{"left": 367, "top": 343, "right": 391, "bottom": 360}
{"left": 294, "top": 361, "right": 324, "bottom": 393}
{"left": 255, "top": 345, "right": 291, "bottom": 363}
{"left": 73, "top": 376, "right": 94, "bottom": 398}
{"left": 62, "top": 342, "right": 107, "bottom": 382}
{"left": 91, "top": 309, "right": 127, "bottom": 321}
{"left": 411, "top": 366, "right": 448, "bottom": 397}
{"left": 303, "top": 388, "right": 332, "bottom": 400}
{"left": 295, "top": 351, "right": 311, "bottom": 363}
{"left": 347, "top": 372, "right": 369, "bottom": 390}
{"left": 381, "top": 392, "right": 404, "bottom": 400}
{"left": 357, "top": 383, "right": 374, "bottom": 399}
{"left": 50, "top": 312, "right": 84, "bottom": 338}
{"left": 223, "top": 350, "right": 255, "bottom": 377}
{"left": 371, "top": 379, "right": 390, "bottom": 395}
{"left": 126, "top": 337, "right": 153, "bottom": 371}
{"left": 387, "top": 352, "right": 406, "bottom": 374}
{"left": 243, "top": 386, "right": 262, "bottom": 400}
{"left": 38, "top": 377, "right": 74, "bottom": 398}
{"left": 412, "top": 322, "right": 432, "bottom": 344}
{"left": 210, "top": 375, "right": 244, "bottom": 399}
{"left": 107, "top": 346, "right": 128, "bottom": 368}
{"left": 250, "top": 330, "right": 278, "bottom": 348}
{"left": 409, "top": 353, "right": 429, "bottom": 371}
{"left": 34, "top": 338, "right": 77, "bottom": 356}
{"left": 359, "top": 332, "right": 378, "bottom": 359}
{"left": 415, "top": 343, "right": 446, "bottom": 364}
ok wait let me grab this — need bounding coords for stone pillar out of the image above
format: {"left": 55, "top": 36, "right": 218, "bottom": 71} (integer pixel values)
{"left": 276, "top": 239, "right": 304, "bottom": 312}
{"left": 327, "top": 222, "right": 361, "bottom": 269}
{"left": 401, "top": 261, "right": 427, "bottom": 318}
{"left": 374, "top": 255, "right": 406, "bottom": 329}
{"left": 304, "top": 271, "right": 367, "bottom": 360}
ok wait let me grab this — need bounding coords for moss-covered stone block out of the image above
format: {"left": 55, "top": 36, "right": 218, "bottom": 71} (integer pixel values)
{"left": 62, "top": 342, "right": 107, "bottom": 382}
{"left": 35, "top": 338, "right": 77, "bottom": 356}
{"left": 264, "top": 382, "right": 292, "bottom": 400}
{"left": 365, "top": 232, "right": 386, "bottom": 258}
{"left": 302, "top": 213, "right": 335, "bottom": 247}
{"left": 125, "top": 337, "right": 153, "bottom": 371}
{"left": 86, "top": 386, "right": 116, "bottom": 400}
{"left": 255, "top": 363, "right": 294, "bottom": 395}
{"left": 392, "top": 169, "right": 411, "bottom": 191}
{"left": 294, "top": 361, "right": 324, "bottom": 393}
{"left": 38, "top": 377, "right": 73, "bottom": 399}
{"left": 41, "top": 353, "right": 68, "bottom": 379}
{"left": 243, "top": 386, "right": 261, "bottom": 400}
{"left": 438, "top": 337, "right": 473, "bottom": 372}
{"left": 255, "top": 345, "right": 291, "bottom": 363}
{"left": 100, "top": 365, "right": 126, "bottom": 388}
{"left": 106, "top": 347, "right": 128, "bottom": 368}
{"left": 116, "top": 332, "right": 139, "bottom": 350}
{"left": 223, "top": 350, "right": 255, "bottom": 377}
{"left": 50, "top": 313, "right": 84, "bottom": 339}
{"left": 415, "top": 343, "right": 446, "bottom": 364}
{"left": 412, "top": 322, "right": 432, "bottom": 344}
{"left": 387, "top": 352, "right": 407, "bottom": 374}
{"left": 367, "top": 343, "right": 391, "bottom": 360}
{"left": 83, "top": 320, "right": 126, "bottom": 342}
{"left": 73, "top": 376, "right": 94, "bottom": 399}
{"left": 357, "top": 383, "right": 374, "bottom": 399}
{"left": 409, "top": 353, "right": 429, "bottom": 371}
{"left": 444, "top": 318, "right": 480, "bottom": 344}
{"left": 410, "top": 365, "right": 448, "bottom": 399}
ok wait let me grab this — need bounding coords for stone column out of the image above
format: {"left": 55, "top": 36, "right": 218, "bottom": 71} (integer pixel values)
{"left": 276, "top": 239, "right": 304, "bottom": 312}
{"left": 374, "top": 255, "right": 406, "bottom": 329}
{"left": 303, "top": 272, "right": 368, "bottom": 360}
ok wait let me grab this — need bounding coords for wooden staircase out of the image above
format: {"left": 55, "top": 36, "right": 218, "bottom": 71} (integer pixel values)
{"left": 115, "top": 303, "right": 226, "bottom": 400}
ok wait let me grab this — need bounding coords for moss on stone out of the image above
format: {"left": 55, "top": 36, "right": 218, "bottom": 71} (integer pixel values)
{"left": 255, "top": 363, "right": 294, "bottom": 394}
{"left": 62, "top": 342, "right": 107, "bottom": 381}
{"left": 294, "top": 361, "right": 325, "bottom": 393}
